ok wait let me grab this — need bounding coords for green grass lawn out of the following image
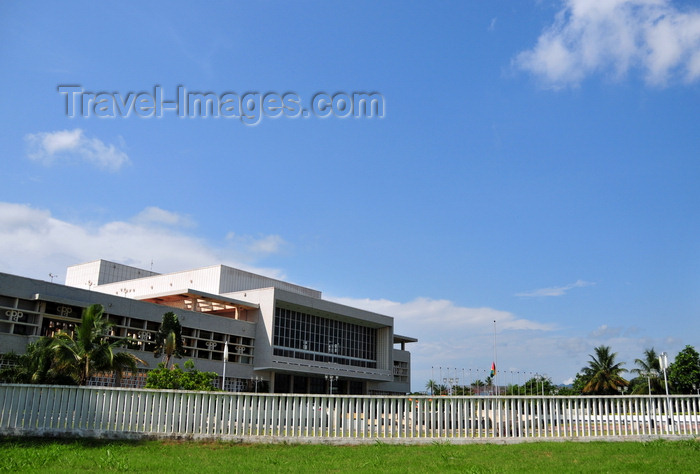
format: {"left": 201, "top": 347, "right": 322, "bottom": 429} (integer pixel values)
{"left": 1, "top": 437, "right": 699, "bottom": 473}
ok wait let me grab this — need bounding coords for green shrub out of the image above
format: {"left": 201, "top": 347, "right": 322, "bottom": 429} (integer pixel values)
{"left": 145, "top": 360, "right": 220, "bottom": 391}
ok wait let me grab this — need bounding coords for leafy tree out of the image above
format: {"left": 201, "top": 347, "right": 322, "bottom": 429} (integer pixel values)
{"left": 50, "top": 304, "right": 146, "bottom": 386}
{"left": 505, "top": 384, "right": 523, "bottom": 395}
{"left": 581, "top": 345, "right": 628, "bottom": 395}
{"left": 452, "top": 385, "right": 472, "bottom": 396}
{"left": 668, "top": 345, "right": 700, "bottom": 394}
{"left": 153, "top": 312, "right": 184, "bottom": 369}
{"left": 0, "top": 339, "right": 75, "bottom": 385}
{"left": 569, "top": 372, "right": 590, "bottom": 395}
{"left": 556, "top": 385, "right": 579, "bottom": 396}
{"left": 629, "top": 348, "right": 663, "bottom": 394}
{"left": 0, "top": 352, "right": 25, "bottom": 383}
{"left": 626, "top": 376, "right": 648, "bottom": 395}
{"left": 145, "top": 360, "right": 219, "bottom": 391}
{"left": 541, "top": 377, "right": 557, "bottom": 395}
{"left": 522, "top": 376, "right": 556, "bottom": 395}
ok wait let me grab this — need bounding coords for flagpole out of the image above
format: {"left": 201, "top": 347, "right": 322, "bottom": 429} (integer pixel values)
{"left": 222, "top": 340, "right": 229, "bottom": 391}
{"left": 493, "top": 320, "right": 497, "bottom": 396}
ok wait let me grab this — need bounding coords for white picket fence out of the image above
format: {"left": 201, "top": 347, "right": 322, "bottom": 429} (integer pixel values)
{"left": 1, "top": 384, "right": 699, "bottom": 442}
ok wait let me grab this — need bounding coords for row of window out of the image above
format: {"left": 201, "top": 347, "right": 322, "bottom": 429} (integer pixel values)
{"left": 273, "top": 307, "right": 377, "bottom": 367}
{"left": 393, "top": 361, "right": 409, "bottom": 382}
{"left": 0, "top": 300, "right": 43, "bottom": 336}
{"left": 88, "top": 369, "right": 149, "bottom": 389}
{"left": 272, "top": 347, "right": 378, "bottom": 368}
{"left": 108, "top": 314, "right": 254, "bottom": 363}
{"left": 0, "top": 298, "right": 254, "bottom": 365}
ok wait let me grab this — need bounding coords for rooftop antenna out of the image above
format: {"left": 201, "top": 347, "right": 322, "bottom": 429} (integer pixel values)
{"left": 150, "top": 259, "right": 154, "bottom": 272}
{"left": 49, "top": 273, "right": 57, "bottom": 283}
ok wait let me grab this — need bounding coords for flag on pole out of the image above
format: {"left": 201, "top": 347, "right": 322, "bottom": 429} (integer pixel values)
{"left": 490, "top": 362, "right": 496, "bottom": 376}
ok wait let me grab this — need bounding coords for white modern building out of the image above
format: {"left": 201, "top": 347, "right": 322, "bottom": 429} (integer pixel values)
{"left": 0, "top": 260, "right": 416, "bottom": 394}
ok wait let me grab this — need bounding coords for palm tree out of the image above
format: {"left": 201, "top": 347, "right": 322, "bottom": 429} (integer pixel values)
{"left": 50, "top": 304, "right": 145, "bottom": 386}
{"left": 0, "top": 338, "right": 74, "bottom": 385}
{"left": 425, "top": 379, "right": 439, "bottom": 395}
{"left": 153, "top": 312, "right": 184, "bottom": 368}
{"left": 485, "top": 374, "right": 494, "bottom": 394}
{"left": 630, "top": 348, "right": 663, "bottom": 394}
{"left": 471, "top": 379, "right": 485, "bottom": 395}
{"left": 582, "top": 345, "right": 629, "bottom": 395}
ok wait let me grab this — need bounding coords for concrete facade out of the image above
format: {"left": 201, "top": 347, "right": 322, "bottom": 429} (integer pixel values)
{"left": 1, "top": 260, "right": 416, "bottom": 394}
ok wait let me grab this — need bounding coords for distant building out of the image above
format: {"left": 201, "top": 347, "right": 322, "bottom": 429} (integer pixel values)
{"left": 0, "top": 260, "right": 416, "bottom": 394}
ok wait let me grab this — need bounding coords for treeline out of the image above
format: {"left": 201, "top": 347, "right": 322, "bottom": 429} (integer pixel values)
{"left": 566, "top": 345, "right": 700, "bottom": 396}
{"left": 424, "top": 345, "right": 700, "bottom": 396}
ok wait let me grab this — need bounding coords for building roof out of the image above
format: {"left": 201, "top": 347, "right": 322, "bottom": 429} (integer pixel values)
{"left": 138, "top": 288, "right": 259, "bottom": 311}
{"left": 393, "top": 334, "right": 418, "bottom": 344}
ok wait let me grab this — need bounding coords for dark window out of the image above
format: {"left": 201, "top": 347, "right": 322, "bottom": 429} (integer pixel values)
{"left": 273, "top": 306, "right": 377, "bottom": 368}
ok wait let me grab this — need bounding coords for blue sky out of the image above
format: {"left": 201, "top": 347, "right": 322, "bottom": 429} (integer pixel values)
{"left": 1, "top": 1, "right": 699, "bottom": 391}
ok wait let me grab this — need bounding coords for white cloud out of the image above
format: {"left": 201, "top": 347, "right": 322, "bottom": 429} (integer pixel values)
{"left": 132, "top": 207, "right": 195, "bottom": 228}
{"left": 516, "top": 279, "right": 594, "bottom": 297}
{"left": 25, "top": 129, "right": 130, "bottom": 171}
{"left": 589, "top": 324, "right": 623, "bottom": 338}
{"left": 515, "top": 0, "right": 700, "bottom": 88}
{"left": 226, "top": 232, "right": 287, "bottom": 256}
{"left": 249, "top": 235, "right": 285, "bottom": 254}
{"left": 0, "top": 202, "right": 284, "bottom": 282}
{"left": 329, "top": 294, "right": 661, "bottom": 388}
{"left": 36, "top": 128, "right": 83, "bottom": 154}
{"left": 331, "top": 296, "right": 556, "bottom": 332}
{"left": 328, "top": 294, "right": 565, "bottom": 386}
{"left": 327, "top": 295, "right": 681, "bottom": 389}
